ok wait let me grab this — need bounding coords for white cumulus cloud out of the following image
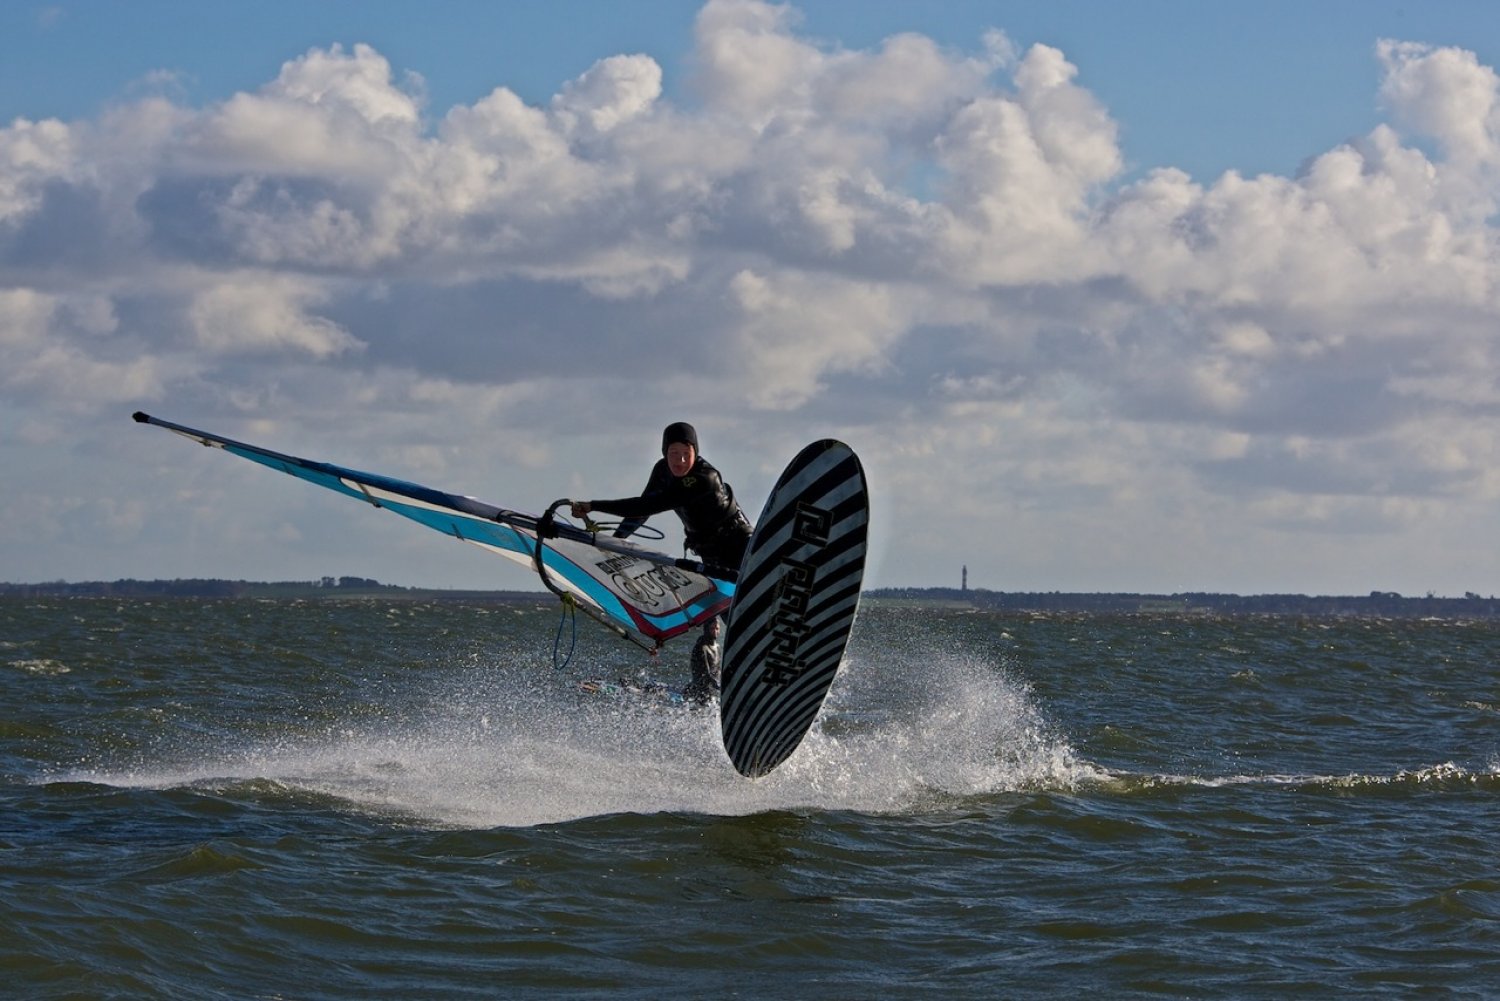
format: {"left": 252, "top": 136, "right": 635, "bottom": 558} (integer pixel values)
{"left": 2, "top": 1, "right": 1499, "bottom": 596}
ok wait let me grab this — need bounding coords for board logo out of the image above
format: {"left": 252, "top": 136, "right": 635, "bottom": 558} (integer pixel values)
{"left": 793, "top": 502, "right": 832, "bottom": 546}
{"left": 762, "top": 557, "right": 817, "bottom": 687}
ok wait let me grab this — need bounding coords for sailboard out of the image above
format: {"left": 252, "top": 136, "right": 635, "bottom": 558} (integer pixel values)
{"left": 719, "top": 439, "right": 868, "bottom": 778}
{"left": 131, "top": 412, "right": 732, "bottom": 650}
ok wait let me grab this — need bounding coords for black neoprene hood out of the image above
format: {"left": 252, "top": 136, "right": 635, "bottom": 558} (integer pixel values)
{"left": 661, "top": 421, "right": 698, "bottom": 454}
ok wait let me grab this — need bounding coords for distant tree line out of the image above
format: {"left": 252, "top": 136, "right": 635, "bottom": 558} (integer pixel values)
{"left": 0, "top": 578, "right": 295, "bottom": 598}
{"left": 868, "top": 588, "right": 1500, "bottom": 618}
{"left": 0, "top": 578, "right": 544, "bottom": 603}
{"left": 4, "top": 579, "right": 1498, "bottom": 618}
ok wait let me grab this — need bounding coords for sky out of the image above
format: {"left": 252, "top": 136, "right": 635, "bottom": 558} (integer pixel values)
{"left": 3, "top": 0, "right": 1499, "bottom": 597}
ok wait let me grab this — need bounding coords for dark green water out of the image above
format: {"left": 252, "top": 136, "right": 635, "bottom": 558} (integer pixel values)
{"left": 3, "top": 599, "right": 1498, "bottom": 998}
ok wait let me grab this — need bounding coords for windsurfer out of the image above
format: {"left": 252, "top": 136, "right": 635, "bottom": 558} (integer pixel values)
{"left": 570, "top": 422, "right": 752, "bottom": 576}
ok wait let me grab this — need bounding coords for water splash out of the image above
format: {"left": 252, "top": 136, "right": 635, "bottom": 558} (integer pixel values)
{"left": 63, "top": 646, "right": 1089, "bottom": 828}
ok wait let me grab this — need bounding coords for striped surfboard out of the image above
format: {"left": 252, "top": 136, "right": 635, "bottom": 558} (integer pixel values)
{"left": 719, "top": 440, "right": 868, "bottom": 777}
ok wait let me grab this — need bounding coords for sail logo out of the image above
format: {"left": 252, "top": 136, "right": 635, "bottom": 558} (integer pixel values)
{"left": 593, "top": 554, "right": 697, "bottom": 608}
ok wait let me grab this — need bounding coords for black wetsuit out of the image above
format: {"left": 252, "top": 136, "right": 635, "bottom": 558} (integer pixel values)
{"left": 684, "top": 627, "right": 721, "bottom": 705}
{"left": 589, "top": 456, "right": 752, "bottom": 575}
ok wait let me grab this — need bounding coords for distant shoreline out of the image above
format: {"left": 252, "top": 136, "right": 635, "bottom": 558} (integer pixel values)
{"left": 0, "top": 578, "right": 547, "bottom": 604}
{"left": 865, "top": 588, "right": 1500, "bottom": 619}
{"left": 2, "top": 578, "right": 1497, "bottom": 618}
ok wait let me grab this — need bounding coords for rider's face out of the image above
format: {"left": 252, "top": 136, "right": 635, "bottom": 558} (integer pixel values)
{"left": 666, "top": 443, "right": 696, "bottom": 477}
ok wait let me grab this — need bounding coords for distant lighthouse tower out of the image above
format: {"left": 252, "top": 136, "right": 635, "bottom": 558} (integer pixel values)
{"left": 962, "top": 565, "right": 968, "bottom": 592}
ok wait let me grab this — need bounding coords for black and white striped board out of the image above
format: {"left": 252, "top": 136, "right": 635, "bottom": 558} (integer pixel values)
{"left": 719, "top": 440, "right": 868, "bottom": 777}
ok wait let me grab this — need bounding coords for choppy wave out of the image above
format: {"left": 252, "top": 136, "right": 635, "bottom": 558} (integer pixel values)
{"left": 1094, "top": 760, "right": 1500, "bottom": 796}
{"left": 8, "top": 600, "right": 1500, "bottom": 999}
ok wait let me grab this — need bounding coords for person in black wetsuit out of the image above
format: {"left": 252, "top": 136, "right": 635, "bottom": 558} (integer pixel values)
{"left": 570, "top": 422, "right": 752, "bottom": 576}
{"left": 684, "top": 616, "right": 722, "bottom": 705}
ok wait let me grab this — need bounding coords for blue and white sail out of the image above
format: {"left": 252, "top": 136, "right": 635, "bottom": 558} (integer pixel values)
{"left": 132, "top": 413, "right": 733, "bottom": 649}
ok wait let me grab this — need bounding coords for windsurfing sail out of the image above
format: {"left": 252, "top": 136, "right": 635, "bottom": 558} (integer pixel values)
{"left": 132, "top": 412, "right": 733, "bottom": 650}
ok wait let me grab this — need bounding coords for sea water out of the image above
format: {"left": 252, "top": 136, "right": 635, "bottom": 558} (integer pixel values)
{"left": 2, "top": 598, "right": 1497, "bottom": 998}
